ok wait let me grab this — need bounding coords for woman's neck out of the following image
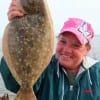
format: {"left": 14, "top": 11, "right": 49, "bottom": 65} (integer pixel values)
{"left": 66, "top": 67, "right": 80, "bottom": 73}
{"left": 60, "top": 63, "right": 80, "bottom": 73}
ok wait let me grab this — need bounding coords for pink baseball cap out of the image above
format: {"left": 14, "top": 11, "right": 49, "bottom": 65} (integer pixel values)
{"left": 60, "top": 18, "right": 95, "bottom": 45}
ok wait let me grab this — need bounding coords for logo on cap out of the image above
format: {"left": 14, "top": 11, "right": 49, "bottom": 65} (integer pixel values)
{"left": 77, "top": 22, "right": 91, "bottom": 39}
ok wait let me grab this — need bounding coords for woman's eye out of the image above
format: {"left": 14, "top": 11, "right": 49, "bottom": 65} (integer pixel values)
{"left": 59, "top": 40, "right": 66, "bottom": 44}
{"left": 72, "top": 44, "right": 81, "bottom": 48}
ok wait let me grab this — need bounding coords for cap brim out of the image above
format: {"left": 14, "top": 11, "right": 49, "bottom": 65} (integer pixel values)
{"left": 60, "top": 28, "right": 87, "bottom": 45}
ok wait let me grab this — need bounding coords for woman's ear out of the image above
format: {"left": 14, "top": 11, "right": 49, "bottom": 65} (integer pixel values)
{"left": 86, "top": 44, "right": 91, "bottom": 55}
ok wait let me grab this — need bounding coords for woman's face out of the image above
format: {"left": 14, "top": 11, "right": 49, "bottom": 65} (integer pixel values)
{"left": 56, "top": 32, "right": 91, "bottom": 72}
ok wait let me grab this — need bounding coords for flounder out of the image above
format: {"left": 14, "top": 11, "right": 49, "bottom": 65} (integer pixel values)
{"left": 2, "top": 0, "right": 54, "bottom": 100}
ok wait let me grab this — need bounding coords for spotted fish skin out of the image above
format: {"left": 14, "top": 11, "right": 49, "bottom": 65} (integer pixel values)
{"left": 2, "top": 0, "right": 54, "bottom": 100}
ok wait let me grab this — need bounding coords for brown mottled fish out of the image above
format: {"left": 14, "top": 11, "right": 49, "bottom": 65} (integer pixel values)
{"left": 2, "top": 0, "right": 54, "bottom": 100}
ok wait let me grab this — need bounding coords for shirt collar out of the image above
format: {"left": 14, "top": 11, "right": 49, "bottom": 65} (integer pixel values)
{"left": 56, "top": 56, "right": 98, "bottom": 78}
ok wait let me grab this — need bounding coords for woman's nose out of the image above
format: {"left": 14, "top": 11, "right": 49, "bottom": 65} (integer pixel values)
{"left": 63, "top": 44, "right": 72, "bottom": 53}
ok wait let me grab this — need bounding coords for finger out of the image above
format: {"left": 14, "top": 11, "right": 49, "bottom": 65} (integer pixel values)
{"left": 7, "top": 1, "right": 18, "bottom": 17}
{"left": 8, "top": 11, "right": 24, "bottom": 21}
{"left": 7, "top": 4, "right": 24, "bottom": 21}
{"left": 8, "top": 6, "right": 18, "bottom": 13}
{"left": 8, "top": 0, "right": 17, "bottom": 9}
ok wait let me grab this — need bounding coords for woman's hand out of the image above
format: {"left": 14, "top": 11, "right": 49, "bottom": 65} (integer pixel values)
{"left": 7, "top": 0, "right": 25, "bottom": 21}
